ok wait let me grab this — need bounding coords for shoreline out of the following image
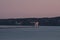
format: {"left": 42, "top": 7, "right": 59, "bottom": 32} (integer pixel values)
{"left": 0, "top": 27, "right": 33, "bottom": 29}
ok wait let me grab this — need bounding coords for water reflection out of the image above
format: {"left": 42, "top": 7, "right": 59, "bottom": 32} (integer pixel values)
{"left": 0, "top": 26, "right": 60, "bottom": 40}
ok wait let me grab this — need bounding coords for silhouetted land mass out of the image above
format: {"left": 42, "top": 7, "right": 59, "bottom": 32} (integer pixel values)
{"left": 0, "top": 17, "right": 60, "bottom": 26}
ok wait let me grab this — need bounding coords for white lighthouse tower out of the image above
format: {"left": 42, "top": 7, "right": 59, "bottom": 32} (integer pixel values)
{"left": 35, "top": 21, "right": 39, "bottom": 28}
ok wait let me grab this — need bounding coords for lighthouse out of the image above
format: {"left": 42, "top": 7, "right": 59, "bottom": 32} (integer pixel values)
{"left": 35, "top": 21, "right": 39, "bottom": 28}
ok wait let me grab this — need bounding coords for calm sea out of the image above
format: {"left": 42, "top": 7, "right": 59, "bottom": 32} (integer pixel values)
{"left": 0, "top": 26, "right": 60, "bottom": 40}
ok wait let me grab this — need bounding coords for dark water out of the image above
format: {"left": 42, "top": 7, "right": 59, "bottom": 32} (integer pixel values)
{"left": 0, "top": 26, "right": 60, "bottom": 40}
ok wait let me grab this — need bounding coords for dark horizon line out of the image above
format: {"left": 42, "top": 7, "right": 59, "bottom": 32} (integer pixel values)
{"left": 0, "top": 16, "right": 60, "bottom": 19}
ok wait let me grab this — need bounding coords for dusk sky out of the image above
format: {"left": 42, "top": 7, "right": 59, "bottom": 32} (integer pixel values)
{"left": 0, "top": 0, "right": 60, "bottom": 19}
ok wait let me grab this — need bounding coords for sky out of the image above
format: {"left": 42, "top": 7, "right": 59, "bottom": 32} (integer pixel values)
{"left": 0, "top": 0, "right": 60, "bottom": 19}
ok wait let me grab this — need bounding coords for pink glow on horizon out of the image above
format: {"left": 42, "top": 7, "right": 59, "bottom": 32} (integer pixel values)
{"left": 0, "top": 0, "right": 60, "bottom": 19}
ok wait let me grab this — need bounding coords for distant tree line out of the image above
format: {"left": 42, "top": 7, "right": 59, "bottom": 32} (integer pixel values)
{"left": 0, "top": 17, "right": 60, "bottom": 26}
